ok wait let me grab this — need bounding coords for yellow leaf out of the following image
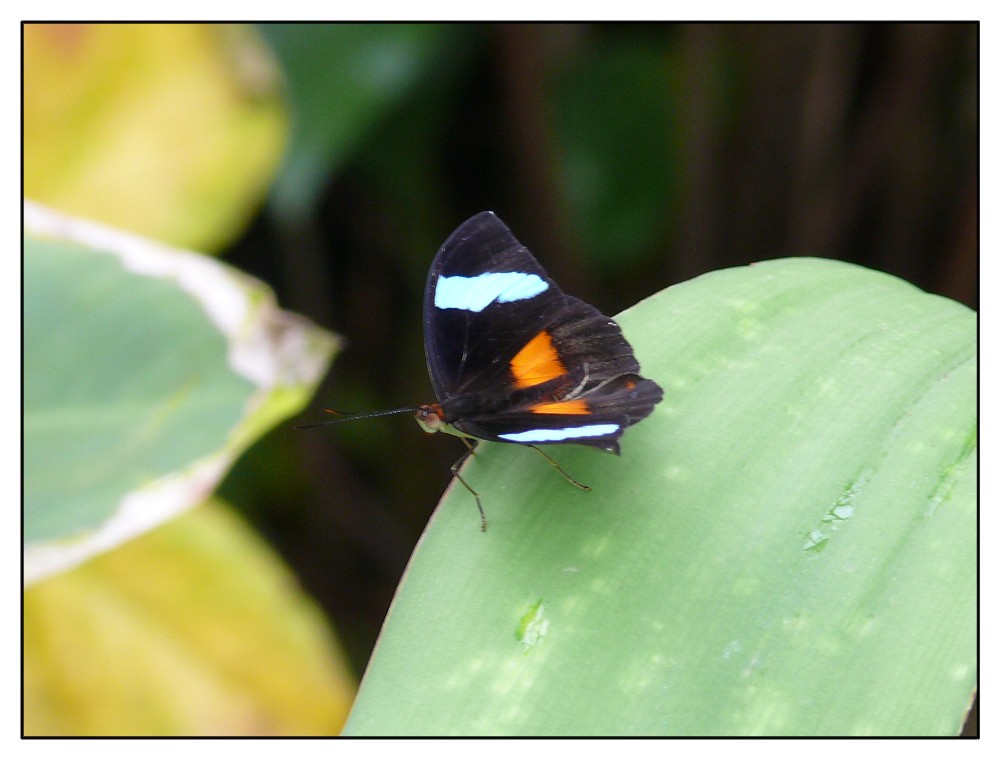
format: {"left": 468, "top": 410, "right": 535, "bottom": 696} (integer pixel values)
{"left": 24, "top": 499, "right": 355, "bottom": 736}
{"left": 23, "top": 23, "right": 287, "bottom": 252}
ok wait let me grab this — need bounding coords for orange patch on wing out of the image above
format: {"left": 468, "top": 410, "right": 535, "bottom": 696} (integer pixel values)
{"left": 510, "top": 331, "right": 567, "bottom": 388}
{"left": 530, "top": 398, "right": 590, "bottom": 415}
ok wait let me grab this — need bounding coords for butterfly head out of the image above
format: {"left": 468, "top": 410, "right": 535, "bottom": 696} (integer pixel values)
{"left": 414, "top": 403, "right": 445, "bottom": 434}
{"left": 415, "top": 403, "right": 477, "bottom": 441}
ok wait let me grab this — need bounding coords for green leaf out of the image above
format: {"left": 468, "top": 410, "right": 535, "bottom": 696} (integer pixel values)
{"left": 23, "top": 202, "right": 337, "bottom": 584}
{"left": 260, "top": 23, "right": 453, "bottom": 219}
{"left": 343, "top": 258, "right": 976, "bottom": 736}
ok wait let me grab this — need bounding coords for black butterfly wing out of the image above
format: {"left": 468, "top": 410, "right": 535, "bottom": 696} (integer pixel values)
{"left": 455, "top": 372, "right": 665, "bottom": 454}
{"left": 423, "top": 211, "right": 557, "bottom": 400}
{"left": 423, "top": 211, "right": 663, "bottom": 452}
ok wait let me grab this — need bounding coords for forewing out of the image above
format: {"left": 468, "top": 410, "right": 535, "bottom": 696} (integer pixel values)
{"left": 423, "top": 211, "right": 564, "bottom": 400}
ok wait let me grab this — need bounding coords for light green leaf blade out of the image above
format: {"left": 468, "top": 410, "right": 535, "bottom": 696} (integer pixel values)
{"left": 23, "top": 202, "right": 337, "bottom": 584}
{"left": 343, "top": 258, "right": 976, "bottom": 736}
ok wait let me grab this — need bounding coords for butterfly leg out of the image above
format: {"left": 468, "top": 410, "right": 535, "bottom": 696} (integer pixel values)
{"left": 528, "top": 445, "right": 592, "bottom": 492}
{"left": 452, "top": 438, "right": 487, "bottom": 532}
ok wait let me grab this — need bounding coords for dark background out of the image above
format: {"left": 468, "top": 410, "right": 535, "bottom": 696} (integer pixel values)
{"left": 215, "top": 22, "right": 977, "bottom": 733}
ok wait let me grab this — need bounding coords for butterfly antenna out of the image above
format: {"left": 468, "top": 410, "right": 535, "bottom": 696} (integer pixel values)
{"left": 295, "top": 406, "right": 421, "bottom": 429}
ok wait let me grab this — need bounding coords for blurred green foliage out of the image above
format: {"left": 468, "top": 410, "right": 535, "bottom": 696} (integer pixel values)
{"left": 260, "top": 24, "right": 464, "bottom": 220}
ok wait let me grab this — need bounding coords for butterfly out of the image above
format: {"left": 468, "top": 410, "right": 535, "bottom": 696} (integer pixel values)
{"left": 304, "top": 211, "right": 663, "bottom": 530}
